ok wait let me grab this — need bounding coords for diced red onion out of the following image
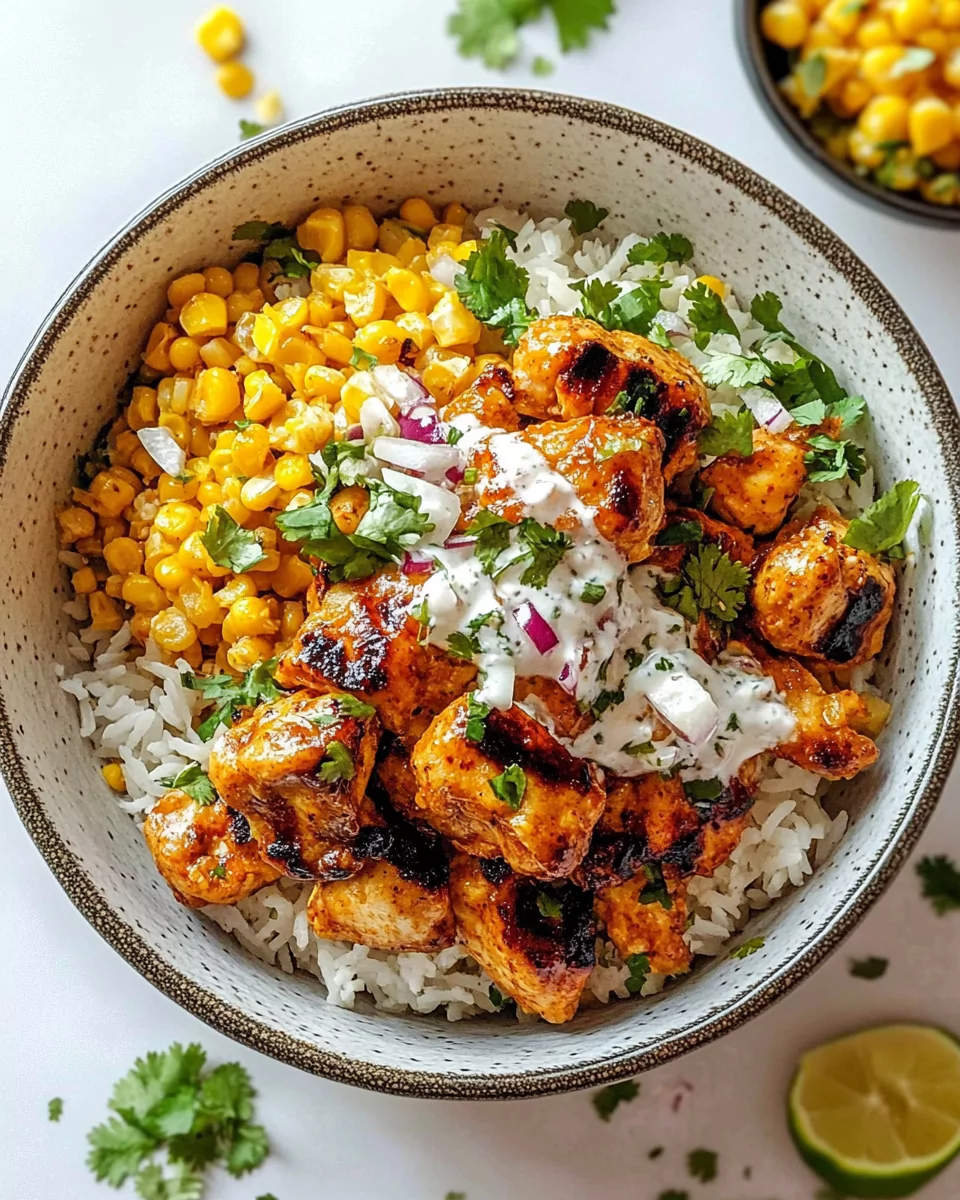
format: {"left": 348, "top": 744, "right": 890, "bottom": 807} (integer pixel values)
{"left": 402, "top": 551, "right": 435, "bottom": 576}
{"left": 743, "top": 387, "right": 792, "bottom": 435}
{"left": 136, "top": 427, "right": 186, "bottom": 478}
{"left": 645, "top": 672, "right": 719, "bottom": 747}
{"left": 399, "top": 403, "right": 446, "bottom": 445}
{"left": 558, "top": 662, "right": 578, "bottom": 696}
{"left": 446, "top": 464, "right": 465, "bottom": 485}
{"left": 443, "top": 535, "right": 476, "bottom": 550}
{"left": 514, "top": 602, "right": 559, "bottom": 655}
{"left": 346, "top": 424, "right": 364, "bottom": 441}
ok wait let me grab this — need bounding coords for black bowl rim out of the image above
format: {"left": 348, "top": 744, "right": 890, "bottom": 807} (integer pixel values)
{"left": 2, "top": 86, "right": 960, "bottom": 1099}
{"left": 736, "top": 0, "right": 960, "bottom": 228}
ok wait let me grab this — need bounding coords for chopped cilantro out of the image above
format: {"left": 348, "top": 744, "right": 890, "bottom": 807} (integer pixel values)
{"left": 917, "top": 855, "right": 960, "bottom": 915}
{"left": 48, "top": 1097, "right": 63, "bottom": 1122}
{"left": 805, "top": 435, "right": 866, "bottom": 484}
{"left": 580, "top": 581, "right": 607, "bottom": 605}
{"left": 731, "top": 936, "right": 765, "bottom": 958}
{"left": 310, "top": 694, "right": 376, "bottom": 726}
{"left": 209, "top": 863, "right": 227, "bottom": 880}
{"left": 625, "top": 648, "right": 645, "bottom": 670}
{"left": 726, "top": 712, "right": 740, "bottom": 732}
{"left": 572, "top": 276, "right": 669, "bottom": 338}
{"left": 683, "top": 282, "right": 740, "bottom": 349}
{"left": 200, "top": 506, "right": 267, "bottom": 573}
{"left": 627, "top": 232, "right": 693, "bottom": 266}
{"left": 447, "top": 631, "right": 482, "bottom": 660}
{"left": 532, "top": 54, "right": 554, "bottom": 75}
{"left": 890, "top": 46, "right": 936, "bottom": 78}
{"left": 447, "top": 0, "right": 541, "bottom": 68}
{"left": 234, "top": 418, "right": 253, "bottom": 430}
{"left": 683, "top": 777, "right": 723, "bottom": 804}
{"left": 536, "top": 890, "right": 563, "bottom": 918}
{"left": 489, "top": 764, "right": 526, "bottom": 810}
{"left": 262, "top": 235, "right": 320, "bottom": 279}
{"left": 160, "top": 763, "right": 218, "bottom": 807}
{"left": 466, "top": 509, "right": 515, "bottom": 576}
{"left": 565, "top": 199, "right": 609, "bottom": 234}
{"left": 233, "top": 219, "right": 290, "bottom": 242}
{"left": 624, "top": 953, "right": 650, "bottom": 993}
{"left": 659, "top": 543, "right": 751, "bottom": 626}
{"left": 750, "top": 291, "right": 788, "bottom": 335}
{"left": 654, "top": 657, "right": 673, "bottom": 671}
{"left": 582, "top": 687, "right": 624, "bottom": 720}
{"left": 688, "top": 1148, "right": 718, "bottom": 1183}
{"left": 624, "top": 741, "right": 655, "bottom": 757}
{"left": 549, "top": 0, "right": 615, "bottom": 52}
{"left": 850, "top": 955, "right": 888, "bottom": 980}
{"left": 656, "top": 520, "right": 703, "bottom": 547}
{"left": 639, "top": 863, "right": 673, "bottom": 909}
{"left": 465, "top": 693, "right": 491, "bottom": 742}
{"left": 467, "top": 511, "right": 571, "bottom": 587}
{"left": 463, "top": 466, "right": 479, "bottom": 485}
{"left": 488, "top": 984, "right": 510, "bottom": 1009}
{"left": 592, "top": 1079, "right": 640, "bottom": 1121}
{"left": 350, "top": 346, "right": 378, "bottom": 371}
{"left": 700, "top": 353, "right": 768, "bottom": 390}
{"left": 843, "top": 480, "right": 920, "bottom": 558}
{"left": 319, "top": 742, "right": 354, "bottom": 784}
{"left": 446, "top": 426, "right": 464, "bottom": 445}
{"left": 455, "top": 228, "right": 533, "bottom": 345}
{"left": 183, "top": 659, "right": 283, "bottom": 741}
{"left": 85, "top": 1043, "right": 269, "bottom": 1192}
{"left": 239, "top": 120, "right": 268, "bottom": 140}
{"left": 798, "top": 51, "right": 828, "bottom": 98}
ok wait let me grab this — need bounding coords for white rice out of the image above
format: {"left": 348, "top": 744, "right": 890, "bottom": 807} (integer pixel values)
{"left": 58, "top": 209, "right": 872, "bottom": 1019}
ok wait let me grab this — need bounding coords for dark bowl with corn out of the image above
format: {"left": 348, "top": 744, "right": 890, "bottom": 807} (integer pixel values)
{"left": 738, "top": 0, "right": 960, "bottom": 227}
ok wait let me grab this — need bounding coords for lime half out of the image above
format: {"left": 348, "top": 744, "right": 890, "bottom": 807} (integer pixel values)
{"left": 789, "top": 1023, "right": 960, "bottom": 1198}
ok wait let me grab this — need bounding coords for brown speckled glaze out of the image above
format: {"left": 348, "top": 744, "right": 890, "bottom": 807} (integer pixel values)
{"left": 2, "top": 90, "right": 959, "bottom": 1100}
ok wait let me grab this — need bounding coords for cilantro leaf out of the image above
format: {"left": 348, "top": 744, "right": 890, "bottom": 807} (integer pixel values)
{"left": 225, "top": 1122, "right": 270, "bottom": 1177}
{"left": 467, "top": 509, "right": 515, "bottom": 576}
{"left": 850, "top": 955, "right": 888, "bottom": 980}
{"left": 624, "top": 952, "right": 650, "bottom": 993}
{"left": 731, "top": 936, "right": 765, "bottom": 958}
{"left": 656, "top": 520, "right": 703, "bottom": 546}
{"left": 87, "top": 1117, "right": 157, "bottom": 1186}
{"left": 639, "top": 863, "right": 673, "bottom": 909}
{"left": 565, "top": 199, "right": 609, "bottom": 235}
{"left": 627, "top": 232, "right": 694, "bottom": 266}
{"left": 319, "top": 742, "right": 354, "bottom": 784}
{"left": 160, "top": 763, "right": 217, "bottom": 806}
{"left": 828, "top": 394, "right": 867, "bottom": 429}
{"left": 447, "top": 631, "right": 481, "bottom": 660}
{"left": 200, "top": 506, "right": 267, "bottom": 573}
{"left": 684, "top": 282, "right": 739, "bottom": 348}
{"left": 350, "top": 346, "right": 378, "bottom": 370}
{"left": 489, "top": 764, "right": 526, "bottom": 809}
{"left": 48, "top": 1097, "right": 63, "bottom": 1122}
{"left": 917, "top": 855, "right": 960, "bottom": 915}
{"left": 700, "top": 353, "right": 768, "bottom": 390}
{"left": 465, "top": 693, "right": 491, "bottom": 742}
{"left": 798, "top": 51, "right": 828, "bottom": 98}
{"left": 536, "top": 890, "right": 563, "bottom": 918}
{"left": 532, "top": 54, "right": 554, "bottom": 75}
{"left": 572, "top": 277, "right": 669, "bottom": 337}
{"left": 683, "top": 777, "right": 723, "bottom": 804}
{"left": 698, "top": 409, "right": 754, "bottom": 458}
{"left": 109, "top": 1044, "right": 207, "bottom": 1129}
{"left": 233, "top": 220, "right": 290, "bottom": 242}
{"left": 580, "top": 581, "right": 607, "bottom": 605}
{"left": 134, "top": 1163, "right": 204, "bottom": 1200}
{"left": 659, "top": 543, "right": 751, "bottom": 625}
{"left": 515, "top": 518, "right": 572, "bottom": 587}
{"left": 261, "top": 236, "right": 320, "bottom": 279}
{"left": 548, "top": 0, "right": 615, "bottom": 52}
{"left": 456, "top": 229, "right": 533, "bottom": 345}
{"left": 447, "top": 0, "right": 542, "bottom": 68}
{"left": 843, "top": 480, "right": 920, "bottom": 557}
{"left": 751, "top": 291, "right": 789, "bottom": 335}
{"left": 688, "top": 1149, "right": 718, "bottom": 1183}
{"left": 592, "top": 1079, "right": 639, "bottom": 1121}
{"left": 183, "top": 659, "right": 283, "bottom": 740}
{"left": 571, "top": 278, "right": 622, "bottom": 322}
{"left": 239, "top": 120, "right": 268, "bottom": 141}
{"left": 805, "top": 435, "right": 866, "bottom": 484}
{"left": 790, "top": 398, "right": 827, "bottom": 426}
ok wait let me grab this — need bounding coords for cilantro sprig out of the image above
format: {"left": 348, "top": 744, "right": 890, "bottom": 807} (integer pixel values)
{"left": 917, "top": 854, "right": 960, "bottom": 915}
{"left": 592, "top": 1079, "right": 639, "bottom": 1121}
{"left": 200, "top": 507, "right": 267, "bottom": 574}
{"left": 455, "top": 229, "right": 533, "bottom": 346}
{"left": 465, "top": 510, "right": 571, "bottom": 587}
{"left": 565, "top": 198, "right": 609, "bottom": 235}
{"left": 85, "top": 1043, "right": 269, "bottom": 1195}
{"left": 183, "top": 659, "right": 283, "bottom": 741}
{"left": 684, "top": 282, "right": 740, "bottom": 349}
{"left": 465, "top": 693, "right": 491, "bottom": 742}
{"left": 659, "top": 543, "right": 751, "bottom": 625}
{"left": 571, "top": 276, "right": 668, "bottom": 338}
{"left": 319, "top": 741, "right": 354, "bottom": 784}
{"left": 698, "top": 409, "right": 754, "bottom": 458}
{"left": 448, "top": 0, "right": 615, "bottom": 69}
{"left": 628, "top": 232, "right": 693, "bottom": 266}
{"left": 843, "top": 480, "right": 920, "bottom": 558}
{"left": 160, "top": 763, "right": 218, "bottom": 807}
{"left": 231, "top": 220, "right": 319, "bottom": 279}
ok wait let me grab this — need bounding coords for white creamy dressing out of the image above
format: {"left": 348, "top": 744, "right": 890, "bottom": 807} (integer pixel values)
{"left": 407, "top": 426, "right": 795, "bottom": 784}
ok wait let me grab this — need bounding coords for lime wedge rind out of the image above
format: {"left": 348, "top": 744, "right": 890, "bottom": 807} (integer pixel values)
{"left": 788, "top": 1024, "right": 960, "bottom": 1199}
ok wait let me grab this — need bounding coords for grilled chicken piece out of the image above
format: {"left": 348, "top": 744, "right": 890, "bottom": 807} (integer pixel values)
{"left": 276, "top": 567, "right": 476, "bottom": 743}
{"left": 307, "top": 859, "right": 454, "bottom": 952}
{"left": 449, "top": 854, "right": 595, "bottom": 1023}
{"left": 699, "top": 428, "right": 808, "bottom": 535}
{"left": 736, "top": 639, "right": 883, "bottom": 780}
{"left": 648, "top": 505, "right": 756, "bottom": 574}
{"left": 469, "top": 415, "right": 665, "bottom": 564}
{"left": 411, "top": 695, "right": 606, "bottom": 879}
{"left": 208, "top": 690, "right": 378, "bottom": 879}
{"left": 575, "top": 771, "right": 756, "bottom": 891}
{"left": 143, "top": 791, "right": 280, "bottom": 909}
{"left": 752, "top": 506, "right": 896, "bottom": 667}
{"left": 595, "top": 864, "right": 692, "bottom": 977}
{"left": 441, "top": 363, "right": 521, "bottom": 432}
{"left": 511, "top": 315, "right": 711, "bottom": 481}
{"left": 371, "top": 739, "right": 423, "bottom": 823}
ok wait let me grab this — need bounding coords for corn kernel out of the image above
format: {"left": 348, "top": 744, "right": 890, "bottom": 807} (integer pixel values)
{"left": 87, "top": 470, "right": 136, "bottom": 519}
{"left": 267, "top": 399, "right": 333, "bottom": 454}
{"left": 203, "top": 266, "right": 234, "bottom": 298}
{"left": 240, "top": 473, "right": 281, "bottom": 511}
{"left": 856, "top": 16, "right": 896, "bottom": 49}
{"left": 302, "top": 365, "right": 347, "bottom": 401}
{"left": 383, "top": 267, "right": 429, "bottom": 313}
{"left": 944, "top": 47, "right": 960, "bottom": 89}
{"left": 227, "top": 635, "right": 275, "bottom": 671}
{"left": 297, "top": 208, "right": 345, "bottom": 264}
{"left": 396, "top": 238, "right": 429, "bottom": 269}
{"left": 427, "top": 223, "right": 464, "bottom": 251}
{"left": 222, "top": 595, "right": 280, "bottom": 642}
{"left": 89, "top": 591, "right": 124, "bottom": 632}
{"left": 861, "top": 45, "right": 915, "bottom": 93}
{"left": 75, "top": 536, "right": 104, "bottom": 558}
{"left": 341, "top": 204, "right": 378, "bottom": 251}
{"left": 429, "top": 293, "right": 482, "bottom": 348}
{"left": 216, "top": 576, "right": 259, "bottom": 607}
{"left": 255, "top": 89, "right": 284, "bottom": 125}
{"left": 104, "top": 573, "right": 124, "bottom": 599}
{"left": 192, "top": 367, "right": 241, "bottom": 424}
{"left": 909, "top": 95, "right": 955, "bottom": 156}
{"left": 395, "top": 312, "right": 435, "bottom": 351}
{"left": 169, "top": 337, "right": 202, "bottom": 372}
{"left": 216, "top": 60, "right": 254, "bottom": 100}
{"left": 932, "top": 140, "right": 960, "bottom": 170}
{"left": 343, "top": 277, "right": 389, "bottom": 328}
{"left": 353, "top": 320, "right": 406, "bottom": 365}
{"left": 280, "top": 600, "right": 306, "bottom": 639}
{"left": 177, "top": 530, "right": 231, "bottom": 577}
{"left": 697, "top": 274, "right": 727, "bottom": 298}
{"left": 102, "top": 762, "right": 126, "bottom": 792}
{"left": 195, "top": 6, "right": 244, "bottom": 62}
{"left": 240, "top": 369, "right": 286, "bottom": 422}
{"left": 272, "top": 555, "right": 314, "bottom": 599}
{"left": 319, "top": 329, "right": 356, "bottom": 365}
{"left": 762, "top": 0, "right": 810, "bottom": 47}
{"left": 121, "top": 574, "right": 167, "bottom": 613}
{"left": 916, "top": 27, "right": 949, "bottom": 52}
{"left": 154, "top": 501, "right": 200, "bottom": 542}
{"left": 233, "top": 261, "right": 260, "bottom": 291}
{"left": 177, "top": 577, "right": 222, "bottom": 629}
{"left": 443, "top": 202, "right": 469, "bottom": 226}
{"left": 71, "top": 566, "right": 97, "bottom": 595}
{"left": 153, "top": 556, "right": 191, "bottom": 590}
{"left": 151, "top": 607, "right": 198, "bottom": 653}
{"left": 143, "top": 322, "right": 177, "bottom": 372}
{"left": 180, "top": 292, "right": 228, "bottom": 338}
{"left": 922, "top": 172, "right": 960, "bottom": 203}
{"left": 838, "top": 77, "right": 872, "bottom": 115}
{"left": 328, "top": 486, "right": 369, "bottom": 535}
{"left": 103, "top": 537, "right": 144, "bottom": 576}
{"left": 859, "top": 93, "right": 911, "bottom": 143}
{"left": 418, "top": 347, "right": 473, "bottom": 405}
{"left": 399, "top": 197, "right": 437, "bottom": 231}
{"left": 892, "top": 0, "right": 935, "bottom": 40}
{"left": 274, "top": 333, "right": 324, "bottom": 368}
{"left": 821, "top": 0, "right": 861, "bottom": 36}
{"left": 167, "top": 274, "right": 205, "bottom": 310}
{"left": 943, "top": 0, "right": 960, "bottom": 26}
{"left": 199, "top": 337, "right": 241, "bottom": 370}
{"left": 58, "top": 506, "right": 97, "bottom": 544}
{"left": 274, "top": 453, "right": 313, "bottom": 490}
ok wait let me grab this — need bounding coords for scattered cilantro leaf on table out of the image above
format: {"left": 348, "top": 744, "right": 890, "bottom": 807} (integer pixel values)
{"left": 183, "top": 659, "right": 283, "bottom": 741}
{"left": 731, "top": 936, "right": 765, "bottom": 958}
{"left": 48, "top": 1097, "right": 64, "bottom": 1122}
{"left": 448, "top": 0, "right": 616, "bottom": 68}
{"left": 200, "top": 506, "right": 267, "bottom": 573}
{"left": 628, "top": 232, "right": 694, "bottom": 266}
{"left": 659, "top": 543, "right": 751, "bottom": 625}
{"left": 592, "top": 1079, "right": 639, "bottom": 1121}
{"left": 843, "top": 481, "right": 920, "bottom": 558}
{"left": 549, "top": 0, "right": 615, "bottom": 50}
{"left": 565, "top": 198, "right": 609, "bottom": 234}
{"left": 850, "top": 956, "right": 888, "bottom": 980}
{"left": 456, "top": 229, "right": 533, "bottom": 345}
{"left": 239, "top": 120, "right": 268, "bottom": 140}
{"left": 698, "top": 409, "right": 754, "bottom": 458}
{"left": 159, "top": 763, "right": 217, "bottom": 806}
{"left": 917, "top": 855, "right": 960, "bottom": 915}
{"left": 688, "top": 1148, "right": 718, "bottom": 1183}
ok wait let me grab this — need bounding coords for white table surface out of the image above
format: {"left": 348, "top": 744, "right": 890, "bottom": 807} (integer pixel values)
{"left": 3, "top": 2, "right": 960, "bottom": 1197}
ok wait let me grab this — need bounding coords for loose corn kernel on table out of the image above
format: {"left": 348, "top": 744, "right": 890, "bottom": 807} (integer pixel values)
{"left": 5, "top": 1, "right": 960, "bottom": 1198}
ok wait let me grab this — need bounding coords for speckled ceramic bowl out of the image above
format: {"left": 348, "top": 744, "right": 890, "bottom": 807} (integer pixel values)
{"left": 2, "top": 89, "right": 959, "bottom": 1099}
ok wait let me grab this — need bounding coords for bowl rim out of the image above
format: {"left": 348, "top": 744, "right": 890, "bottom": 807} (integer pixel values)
{"left": 3, "top": 86, "right": 960, "bottom": 1099}
{"left": 736, "top": 0, "right": 960, "bottom": 228}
